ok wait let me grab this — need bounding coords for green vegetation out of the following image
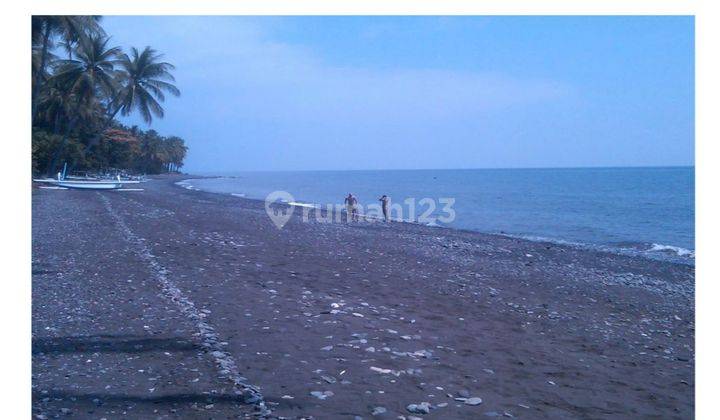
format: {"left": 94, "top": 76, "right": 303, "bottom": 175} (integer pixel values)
{"left": 32, "top": 16, "right": 187, "bottom": 176}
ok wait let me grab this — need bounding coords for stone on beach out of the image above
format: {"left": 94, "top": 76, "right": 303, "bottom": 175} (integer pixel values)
{"left": 371, "top": 406, "right": 387, "bottom": 415}
{"left": 406, "top": 402, "right": 431, "bottom": 414}
{"left": 310, "top": 390, "right": 334, "bottom": 400}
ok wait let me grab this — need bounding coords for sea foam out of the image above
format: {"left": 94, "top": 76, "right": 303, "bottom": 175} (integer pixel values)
{"left": 648, "top": 243, "right": 695, "bottom": 257}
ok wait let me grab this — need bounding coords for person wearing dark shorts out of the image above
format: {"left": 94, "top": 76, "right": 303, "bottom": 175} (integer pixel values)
{"left": 378, "top": 195, "right": 390, "bottom": 222}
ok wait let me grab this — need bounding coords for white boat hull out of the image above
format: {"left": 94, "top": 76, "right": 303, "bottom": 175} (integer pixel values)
{"left": 57, "top": 181, "right": 123, "bottom": 190}
{"left": 35, "top": 178, "right": 140, "bottom": 184}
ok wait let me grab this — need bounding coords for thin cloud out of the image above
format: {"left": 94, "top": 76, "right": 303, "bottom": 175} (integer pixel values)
{"left": 169, "top": 18, "right": 572, "bottom": 123}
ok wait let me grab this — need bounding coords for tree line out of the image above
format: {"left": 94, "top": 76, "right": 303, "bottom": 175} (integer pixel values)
{"left": 32, "top": 16, "right": 187, "bottom": 176}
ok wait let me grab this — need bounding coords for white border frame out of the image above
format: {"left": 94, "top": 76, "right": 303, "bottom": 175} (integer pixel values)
{"left": 5, "top": 1, "right": 715, "bottom": 417}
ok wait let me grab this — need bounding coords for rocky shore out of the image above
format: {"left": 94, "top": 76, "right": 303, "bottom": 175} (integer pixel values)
{"left": 32, "top": 175, "right": 694, "bottom": 419}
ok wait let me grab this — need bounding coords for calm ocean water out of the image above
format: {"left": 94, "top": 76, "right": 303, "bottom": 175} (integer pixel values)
{"left": 182, "top": 167, "right": 695, "bottom": 265}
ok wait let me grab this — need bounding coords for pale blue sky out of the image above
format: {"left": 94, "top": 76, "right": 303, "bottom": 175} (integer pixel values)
{"left": 101, "top": 16, "right": 694, "bottom": 172}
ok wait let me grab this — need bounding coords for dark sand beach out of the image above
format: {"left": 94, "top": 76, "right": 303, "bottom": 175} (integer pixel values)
{"left": 32, "top": 175, "right": 694, "bottom": 419}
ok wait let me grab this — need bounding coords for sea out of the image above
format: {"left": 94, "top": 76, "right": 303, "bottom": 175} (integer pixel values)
{"left": 180, "top": 167, "right": 695, "bottom": 265}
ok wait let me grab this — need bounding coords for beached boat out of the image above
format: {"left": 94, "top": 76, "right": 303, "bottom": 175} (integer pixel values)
{"left": 64, "top": 174, "right": 143, "bottom": 184}
{"left": 56, "top": 179, "right": 124, "bottom": 190}
{"left": 34, "top": 173, "right": 124, "bottom": 190}
{"left": 34, "top": 175, "right": 141, "bottom": 188}
{"left": 33, "top": 164, "right": 147, "bottom": 190}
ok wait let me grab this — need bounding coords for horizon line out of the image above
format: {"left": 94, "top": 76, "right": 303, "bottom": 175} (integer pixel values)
{"left": 192, "top": 164, "right": 695, "bottom": 174}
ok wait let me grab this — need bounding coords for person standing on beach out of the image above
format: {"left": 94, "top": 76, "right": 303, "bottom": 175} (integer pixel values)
{"left": 344, "top": 193, "right": 359, "bottom": 222}
{"left": 378, "top": 195, "right": 390, "bottom": 222}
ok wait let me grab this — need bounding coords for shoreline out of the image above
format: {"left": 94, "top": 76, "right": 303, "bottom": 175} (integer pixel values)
{"left": 173, "top": 176, "right": 694, "bottom": 300}
{"left": 176, "top": 175, "right": 695, "bottom": 267}
{"left": 33, "top": 174, "right": 695, "bottom": 418}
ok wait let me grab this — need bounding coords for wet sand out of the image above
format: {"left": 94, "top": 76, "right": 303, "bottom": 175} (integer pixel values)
{"left": 32, "top": 175, "right": 694, "bottom": 419}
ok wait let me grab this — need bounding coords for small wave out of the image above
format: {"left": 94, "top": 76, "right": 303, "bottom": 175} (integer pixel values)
{"left": 504, "top": 234, "right": 584, "bottom": 248}
{"left": 648, "top": 243, "right": 695, "bottom": 257}
{"left": 500, "top": 233, "right": 694, "bottom": 265}
{"left": 288, "top": 201, "right": 317, "bottom": 209}
{"left": 175, "top": 180, "right": 198, "bottom": 191}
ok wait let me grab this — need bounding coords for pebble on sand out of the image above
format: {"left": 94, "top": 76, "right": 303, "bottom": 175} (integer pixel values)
{"left": 371, "top": 406, "right": 387, "bottom": 415}
{"left": 406, "top": 402, "right": 431, "bottom": 414}
{"left": 310, "top": 390, "right": 334, "bottom": 400}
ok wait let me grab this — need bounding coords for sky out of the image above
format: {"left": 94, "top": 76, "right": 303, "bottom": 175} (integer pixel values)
{"left": 101, "top": 16, "right": 694, "bottom": 172}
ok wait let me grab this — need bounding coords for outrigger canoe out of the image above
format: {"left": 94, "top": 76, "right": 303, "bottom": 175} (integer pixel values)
{"left": 33, "top": 176, "right": 124, "bottom": 190}
{"left": 56, "top": 179, "right": 123, "bottom": 190}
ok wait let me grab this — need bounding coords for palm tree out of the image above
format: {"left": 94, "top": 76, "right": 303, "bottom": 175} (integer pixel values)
{"left": 110, "top": 46, "right": 180, "bottom": 125}
{"left": 44, "top": 33, "right": 121, "bottom": 175}
{"left": 138, "top": 129, "right": 166, "bottom": 173}
{"left": 165, "top": 136, "right": 187, "bottom": 172}
{"left": 32, "top": 45, "right": 57, "bottom": 109}
{"left": 31, "top": 16, "right": 104, "bottom": 122}
{"left": 31, "top": 17, "right": 189, "bottom": 175}
{"left": 36, "top": 84, "right": 71, "bottom": 134}
{"left": 51, "top": 35, "right": 119, "bottom": 107}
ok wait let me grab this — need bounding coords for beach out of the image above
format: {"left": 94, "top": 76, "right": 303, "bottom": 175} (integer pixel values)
{"left": 32, "top": 175, "right": 694, "bottom": 419}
